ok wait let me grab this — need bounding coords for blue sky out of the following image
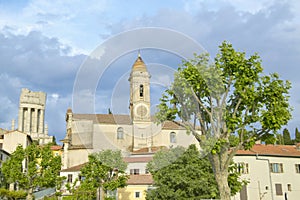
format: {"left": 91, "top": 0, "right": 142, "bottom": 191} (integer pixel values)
{"left": 0, "top": 0, "right": 300, "bottom": 141}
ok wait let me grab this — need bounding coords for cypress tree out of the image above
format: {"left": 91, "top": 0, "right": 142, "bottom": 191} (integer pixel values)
{"left": 283, "top": 128, "right": 293, "bottom": 145}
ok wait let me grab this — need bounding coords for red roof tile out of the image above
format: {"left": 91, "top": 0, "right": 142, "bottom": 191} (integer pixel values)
{"left": 236, "top": 144, "right": 300, "bottom": 157}
{"left": 124, "top": 156, "right": 153, "bottom": 163}
{"left": 60, "top": 163, "right": 87, "bottom": 172}
{"left": 50, "top": 145, "right": 62, "bottom": 151}
{"left": 73, "top": 114, "right": 131, "bottom": 125}
{"left": 127, "top": 174, "right": 153, "bottom": 185}
{"left": 161, "top": 121, "right": 186, "bottom": 130}
{"left": 132, "top": 146, "right": 167, "bottom": 154}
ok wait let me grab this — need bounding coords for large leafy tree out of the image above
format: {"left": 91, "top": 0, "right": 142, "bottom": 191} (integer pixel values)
{"left": 146, "top": 145, "right": 246, "bottom": 200}
{"left": 1, "top": 144, "right": 62, "bottom": 200}
{"left": 75, "top": 150, "right": 128, "bottom": 199}
{"left": 156, "top": 42, "right": 292, "bottom": 200}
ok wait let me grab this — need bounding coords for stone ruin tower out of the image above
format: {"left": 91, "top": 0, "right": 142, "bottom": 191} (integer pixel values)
{"left": 17, "top": 88, "right": 52, "bottom": 144}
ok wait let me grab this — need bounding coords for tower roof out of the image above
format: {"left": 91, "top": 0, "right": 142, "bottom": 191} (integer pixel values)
{"left": 132, "top": 53, "right": 147, "bottom": 72}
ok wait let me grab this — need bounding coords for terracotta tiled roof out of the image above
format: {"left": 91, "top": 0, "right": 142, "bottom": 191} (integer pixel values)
{"left": 127, "top": 174, "right": 153, "bottom": 185}
{"left": 60, "top": 163, "right": 87, "bottom": 172}
{"left": 161, "top": 121, "right": 186, "bottom": 130}
{"left": 132, "top": 146, "right": 167, "bottom": 154}
{"left": 50, "top": 145, "right": 62, "bottom": 151}
{"left": 73, "top": 114, "right": 132, "bottom": 125}
{"left": 124, "top": 156, "right": 153, "bottom": 163}
{"left": 236, "top": 144, "right": 300, "bottom": 157}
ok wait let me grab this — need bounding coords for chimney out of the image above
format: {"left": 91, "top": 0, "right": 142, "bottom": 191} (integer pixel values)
{"left": 11, "top": 119, "right": 15, "bottom": 130}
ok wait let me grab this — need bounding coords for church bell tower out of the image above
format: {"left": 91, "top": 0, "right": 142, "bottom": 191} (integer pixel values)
{"left": 129, "top": 53, "right": 151, "bottom": 122}
{"left": 129, "top": 52, "right": 152, "bottom": 150}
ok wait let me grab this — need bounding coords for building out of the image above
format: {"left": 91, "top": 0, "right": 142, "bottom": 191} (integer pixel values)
{"left": 2, "top": 130, "right": 32, "bottom": 154}
{"left": 61, "top": 54, "right": 198, "bottom": 170}
{"left": 233, "top": 144, "right": 300, "bottom": 200}
{"left": 59, "top": 150, "right": 155, "bottom": 199}
{"left": 17, "top": 88, "right": 53, "bottom": 145}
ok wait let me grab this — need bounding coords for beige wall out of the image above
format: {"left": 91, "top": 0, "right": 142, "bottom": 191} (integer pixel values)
{"left": 118, "top": 185, "right": 149, "bottom": 200}
{"left": 66, "top": 149, "right": 89, "bottom": 168}
{"left": 2, "top": 131, "right": 31, "bottom": 154}
{"left": 233, "top": 155, "right": 300, "bottom": 200}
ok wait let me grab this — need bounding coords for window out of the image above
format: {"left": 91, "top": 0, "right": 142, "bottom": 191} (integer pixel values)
{"left": 275, "top": 183, "right": 283, "bottom": 195}
{"left": 117, "top": 127, "right": 124, "bottom": 139}
{"left": 145, "top": 169, "right": 150, "bottom": 174}
{"left": 295, "top": 164, "right": 300, "bottom": 173}
{"left": 287, "top": 184, "right": 292, "bottom": 191}
{"left": 170, "top": 132, "right": 176, "bottom": 143}
{"left": 130, "top": 169, "right": 140, "bottom": 175}
{"left": 236, "top": 162, "right": 249, "bottom": 174}
{"left": 67, "top": 174, "right": 73, "bottom": 183}
{"left": 270, "top": 163, "right": 283, "bottom": 173}
{"left": 139, "top": 85, "right": 144, "bottom": 97}
{"left": 0, "top": 154, "right": 2, "bottom": 161}
{"left": 135, "top": 191, "right": 141, "bottom": 198}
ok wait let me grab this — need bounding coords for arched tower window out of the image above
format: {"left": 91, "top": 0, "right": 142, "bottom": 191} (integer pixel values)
{"left": 117, "top": 127, "right": 124, "bottom": 139}
{"left": 139, "top": 84, "right": 144, "bottom": 97}
{"left": 170, "top": 132, "right": 176, "bottom": 143}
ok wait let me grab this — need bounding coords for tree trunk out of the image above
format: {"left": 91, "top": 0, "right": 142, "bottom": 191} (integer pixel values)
{"left": 210, "top": 152, "right": 231, "bottom": 200}
{"left": 26, "top": 188, "right": 34, "bottom": 200}
{"left": 215, "top": 170, "right": 231, "bottom": 200}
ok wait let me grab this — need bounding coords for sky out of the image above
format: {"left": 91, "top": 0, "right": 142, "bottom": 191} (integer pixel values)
{"left": 0, "top": 0, "right": 300, "bottom": 142}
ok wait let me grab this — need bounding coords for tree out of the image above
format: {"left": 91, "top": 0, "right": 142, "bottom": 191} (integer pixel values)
{"left": 75, "top": 150, "right": 128, "bottom": 199}
{"left": 146, "top": 145, "right": 246, "bottom": 199}
{"left": 275, "top": 133, "right": 284, "bottom": 145}
{"left": 295, "top": 128, "right": 300, "bottom": 143}
{"left": 1, "top": 144, "right": 62, "bottom": 200}
{"left": 283, "top": 128, "right": 293, "bottom": 145}
{"left": 156, "top": 42, "right": 292, "bottom": 200}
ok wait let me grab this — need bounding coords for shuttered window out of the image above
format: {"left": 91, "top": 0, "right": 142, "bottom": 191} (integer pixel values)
{"left": 270, "top": 163, "right": 283, "bottom": 173}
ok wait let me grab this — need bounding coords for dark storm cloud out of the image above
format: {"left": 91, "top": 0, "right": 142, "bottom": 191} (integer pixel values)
{"left": 0, "top": 29, "right": 86, "bottom": 139}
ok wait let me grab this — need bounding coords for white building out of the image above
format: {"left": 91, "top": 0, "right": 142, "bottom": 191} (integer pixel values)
{"left": 233, "top": 144, "right": 300, "bottom": 200}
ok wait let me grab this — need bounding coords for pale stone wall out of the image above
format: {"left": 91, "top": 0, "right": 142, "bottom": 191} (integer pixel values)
{"left": 66, "top": 149, "right": 89, "bottom": 169}
{"left": 71, "top": 120, "right": 93, "bottom": 147}
{"left": 233, "top": 155, "right": 300, "bottom": 200}
{"left": 2, "top": 131, "right": 31, "bottom": 154}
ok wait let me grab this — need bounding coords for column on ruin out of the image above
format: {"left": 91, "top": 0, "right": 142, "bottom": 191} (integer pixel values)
{"left": 38, "top": 109, "right": 44, "bottom": 134}
{"left": 18, "top": 107, "right": 24, "bottom": 132}
{"left": 26, "top": 107, "right": 31, "bottom": 133}
{"left": 32, "top": 108, "right": 38, "bottom": 133}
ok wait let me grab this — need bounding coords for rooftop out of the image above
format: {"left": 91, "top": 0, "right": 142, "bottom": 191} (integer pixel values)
{"left": 236, "top": 144, "right": 300, "bottom": 157}
{"left": 127, "top": 174, "right": 153, "bottom": 185}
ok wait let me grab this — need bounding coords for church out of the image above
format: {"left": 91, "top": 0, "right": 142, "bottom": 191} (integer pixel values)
{"left": 61, "top": 53, "right": 198, "bottom": 169}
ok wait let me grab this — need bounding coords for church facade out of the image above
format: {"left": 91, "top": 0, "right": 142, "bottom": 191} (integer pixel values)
{"left": 61, "top": 54, "right": 198, "bottom": 169}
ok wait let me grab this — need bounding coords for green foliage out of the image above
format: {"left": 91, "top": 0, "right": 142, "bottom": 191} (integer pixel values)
{"left": 283, "top": 128, "right": 293, "bottom": 145}
{"left": 276, "top": 133, "right": 284, "bottom": 145}
{"left": 75, "top": 150, "right": 128, "bottom": 199}
{"left": 146, "top": 145, "right": 245, "bottom": 199}
{"left": 0, "top": 188, "right": 27, "bottom": 199}
{"left": 156, "top": 41, "right": 292, "bottom": 200}
{"left": 295, "top": 128, "right": 300, "bottom": 143}
{"left": 1, "top": 144, "right": 62, "bottom": 199}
